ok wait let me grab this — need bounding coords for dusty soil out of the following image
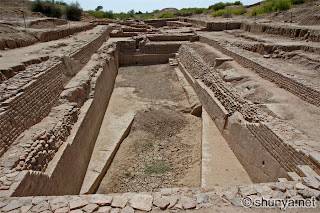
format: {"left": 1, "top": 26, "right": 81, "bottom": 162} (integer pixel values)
{"left": 96, "top": 64, "right": 201, "bottom": 193}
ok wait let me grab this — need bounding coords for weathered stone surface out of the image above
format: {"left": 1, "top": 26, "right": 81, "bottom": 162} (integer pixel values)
{"left": 50, "top": 196, "right": 69, "bottom": 211}
{"left": 121, "top": 206, "right": 134, "bottom": 213}
{"left": 239, "top": 186, "right": 257, "bottom": 197}
{"left": 153, "top": 196, "right": 169, "bottom": 210}
{"left": 97, "top": 206, "right": 111, "bottom": 213}
{"left": 297, "top": 188, "right": 320, "bottom": 199}
{"left": 129, "top": 194, "right": 153, "bottom": 211}
{"left": 32, "top": 196, "right": 47, "bottom": 205}
{"left": 70, "top": 197, "right": 89, "bottom": 210}
{"left": 90, "top": 194, "right": 112, "bottom": 206}
{"left": 160, "top": 188, "right": 172, "bottom": 196}
{"left": 83, "top": 203, "right": 99, "bottom": 213}
{"left": 70, "top": 209, "right": 83, "bottom": 213}
{"left": 231, "top": 198, "right": 242, "bottom": 207}
{"left": 181, "top": 196, "right": 196, "bottom": 210}
{"left": 271, "top": 190, "right": 286, "bottom": 199}
{"left": 20, "top": 205, "right": 32, "bottom": 213}
{"left": 295, "top": 182, "right": 307, "bottom": 190}
{"left": 196, "top": 194, "right": 209, "bottom": 204}
{"left": 55, "top": 207, "right": 70, "bottom": 213}
{"left": 1, "top": 200, "right": 22, "bottom": 212}
{"left": 0, "top": 201, "right": 7, "bottom": 208}
{"left": 254, "top": 185, "right": 272, "bottom": 196}
{"left": 110, "top": 208, "right": 121, "bottom": 213}
{"left": 270, "top": 183, "right": 286, "bottom": 192}
{"left": 111, "top": 196, "right": 127, "bottom": 208}
{"left": 301, "top": 176, "right": 320, "bottom": 190}
{"left": 223, "top": 192, "right": 237, "bottom": 201}
{"left": 162, "top": 195, "right": 178, "bottom": 209}
{"left": 31, "top": 201, "right": 50, "bottom": 212}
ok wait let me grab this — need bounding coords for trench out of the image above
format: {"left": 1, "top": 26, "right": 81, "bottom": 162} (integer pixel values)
{"left": 80, "top": 62, "right": 252, "bottom": 195}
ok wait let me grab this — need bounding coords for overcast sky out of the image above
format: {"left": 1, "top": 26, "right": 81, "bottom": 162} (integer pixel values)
{"left": 63, "top": 0, "right": 261, "bottom": 13}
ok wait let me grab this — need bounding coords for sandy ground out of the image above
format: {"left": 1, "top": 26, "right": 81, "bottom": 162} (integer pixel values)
{"left": 96, "top": 64, "right": 202, "bottom": 193}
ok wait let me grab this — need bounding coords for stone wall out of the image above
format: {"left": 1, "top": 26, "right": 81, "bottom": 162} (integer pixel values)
{"left": 146, "top": 34, "right": 199, "bottom": 42}
{"left": 119, "top": 54, "right": 175, "bottom": 65}
{"left": 0, "top": 27, "right": 110, "bottom": 160}
{"left": 0, "top": 23, "right": 95, "bottom": 50}
{"left": 179, "top": 18, "right": 241, "bottom": 31}
{"left": 177, "top": 44, "right": 320, "bottom": 182}
{"left": 177, "top": 57, "right": 287, "bottom": 182}
{"left": 199, "top": 35, "right": 320, "bottom": 107}
{"left": 241, "top": 22, "right": 320, "bottom": 42}
{"left": 139, "top": 42, "right": 183, "bottom": 54}
{"left": 11, "top": 45, "right": 119, "bottom": 196}
{"left": 145, "top": 18, "right": 178, "bottom": 28}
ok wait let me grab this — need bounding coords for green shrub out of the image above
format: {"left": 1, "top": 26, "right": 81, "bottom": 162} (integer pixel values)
{"left": 31, "top": 0, "right": 62, "bottom": 18}
{"left": 158, "top": 12, "right": 174, "bottom": 18}
{"left": 249, "top": 0, "right": 293, "bottom": 17}
{"left": 212, "top": 9, "right": 227, "bottom": 17}
{"left": 55, "top": 1, "right": 67, "bottom": 5}
{"left": 139, "top": 12, "right": 154, "bottom": 19}
{"left": 234, "top": 1, "right": 243, "bottom": 5}
{"left": 87, "top": 10, "right": 114, "bottom": 19}
{"left": 208, "top": 1, "right": 243, "bottom": 11}
{"left": 212, "top": 7, "right": 247, "bottom": 17}
{"left": 231, "top": 7, "right": 247, "bottom": 15}
{"left": 209, "top": 2, "right": 227, "bottom": 11}
{"left": 66, "top": 2, "right": 82, "bottom": 21}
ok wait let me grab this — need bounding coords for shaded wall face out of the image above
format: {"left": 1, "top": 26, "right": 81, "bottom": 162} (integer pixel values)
{"left": 12, "top": 51, "right": 119, "bottom": 197}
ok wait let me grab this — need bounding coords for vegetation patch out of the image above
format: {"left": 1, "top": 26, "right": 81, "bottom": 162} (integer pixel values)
{"left": 212, "top": 7, "right": 247, "bottom": 17}
{"left": 208, "top": 1, "right": 243, "bottom": 11}
{"left": 145, "top": 160, "right": 171, "bottom": 174}
{"left": 65, "top": 2, "right": 82, "bottom": 21}
{"left": 31, "top": 0, "right": 62, "bottom": 18}
{"left": 249, "top": 0, "right": 313, "bottom": 17}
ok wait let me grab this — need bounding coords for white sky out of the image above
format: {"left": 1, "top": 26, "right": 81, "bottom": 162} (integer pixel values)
{"left": 63, "top": 0, "right": 261, "bottom": 13}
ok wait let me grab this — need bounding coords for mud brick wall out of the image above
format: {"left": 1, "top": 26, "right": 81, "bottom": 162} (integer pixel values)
{"left": 0, "top": 23, "right": 95, "bottom": 50}
{"left": 0, "top": 34, "right": 38, "bottom": 50}
{"left": 12, "top": 47, "right": 119, "bottom": 196}
{"left": 117, "top": 40, "right": 137, "bottom": 54}
{"left": 68, "top": 27, "right": 110, "bottom": 65}
{"left": 177, "top": 54, "right": 287, "bottom": 182}
{"left": 247, "top": 123, "right": 320, "bottom": 176}
{"left": 139, "top": 42, "right": 183, "bottom": 54}
{"left": 179, "top": 18, "right": 241, "bottom": 31}
{"left": 34, "top": 23, "right": 95, "bottom": 42}
{"left": 147, "top": 34, "right": 199, "bottom": 42}
{"left": 180, "top": 18, "right": 210, "bottom": 30}
{"left": 0, "top": 61, "right": 65, "bottom": 157}
{"left": 0, "top": 26, "right": 110, "bottom": 158}
{"left": 167, "top": 21, "right": 192, "bottom": 27}
{"left": 199, "top": 35, "right": 320, "bottom": 107}
{"left": 178, "top": 44, "right": 260, "bottom": 122}
{"left": 241, "top": 22, "right": 320, "bottom": 42}
{"left": 178, "top": 43, "right": 320, "bottom": 182}
{"left": 145, "top": 18, "right": 178, "bottom": 28}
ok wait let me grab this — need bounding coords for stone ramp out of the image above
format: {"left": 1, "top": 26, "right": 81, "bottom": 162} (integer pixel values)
{"left": 201, "top": 109, "right": 252, "bottom": 187}
{"left": 81, "top": 87, "right": 143, "bottom": 194}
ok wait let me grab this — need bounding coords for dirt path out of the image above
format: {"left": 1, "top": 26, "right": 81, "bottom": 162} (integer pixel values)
{"left": 96, "top": 64, "right": 201, "bottom": 193}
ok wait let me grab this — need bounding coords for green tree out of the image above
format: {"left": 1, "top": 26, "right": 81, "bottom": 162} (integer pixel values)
{"left": 95, "top": 6, "right": 103, "bottom": 11}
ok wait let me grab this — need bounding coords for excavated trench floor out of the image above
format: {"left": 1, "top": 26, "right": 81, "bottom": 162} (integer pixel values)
{"left": 93, "top": 63, "right": 252, "bottom": 194}
{"left": 96, "top": 64, "right": 202, "bottom": 193}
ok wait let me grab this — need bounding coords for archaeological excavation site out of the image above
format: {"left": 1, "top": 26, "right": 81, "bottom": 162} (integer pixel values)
{"left": 0, "top": 0, "right": 320, "bottom": 212}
